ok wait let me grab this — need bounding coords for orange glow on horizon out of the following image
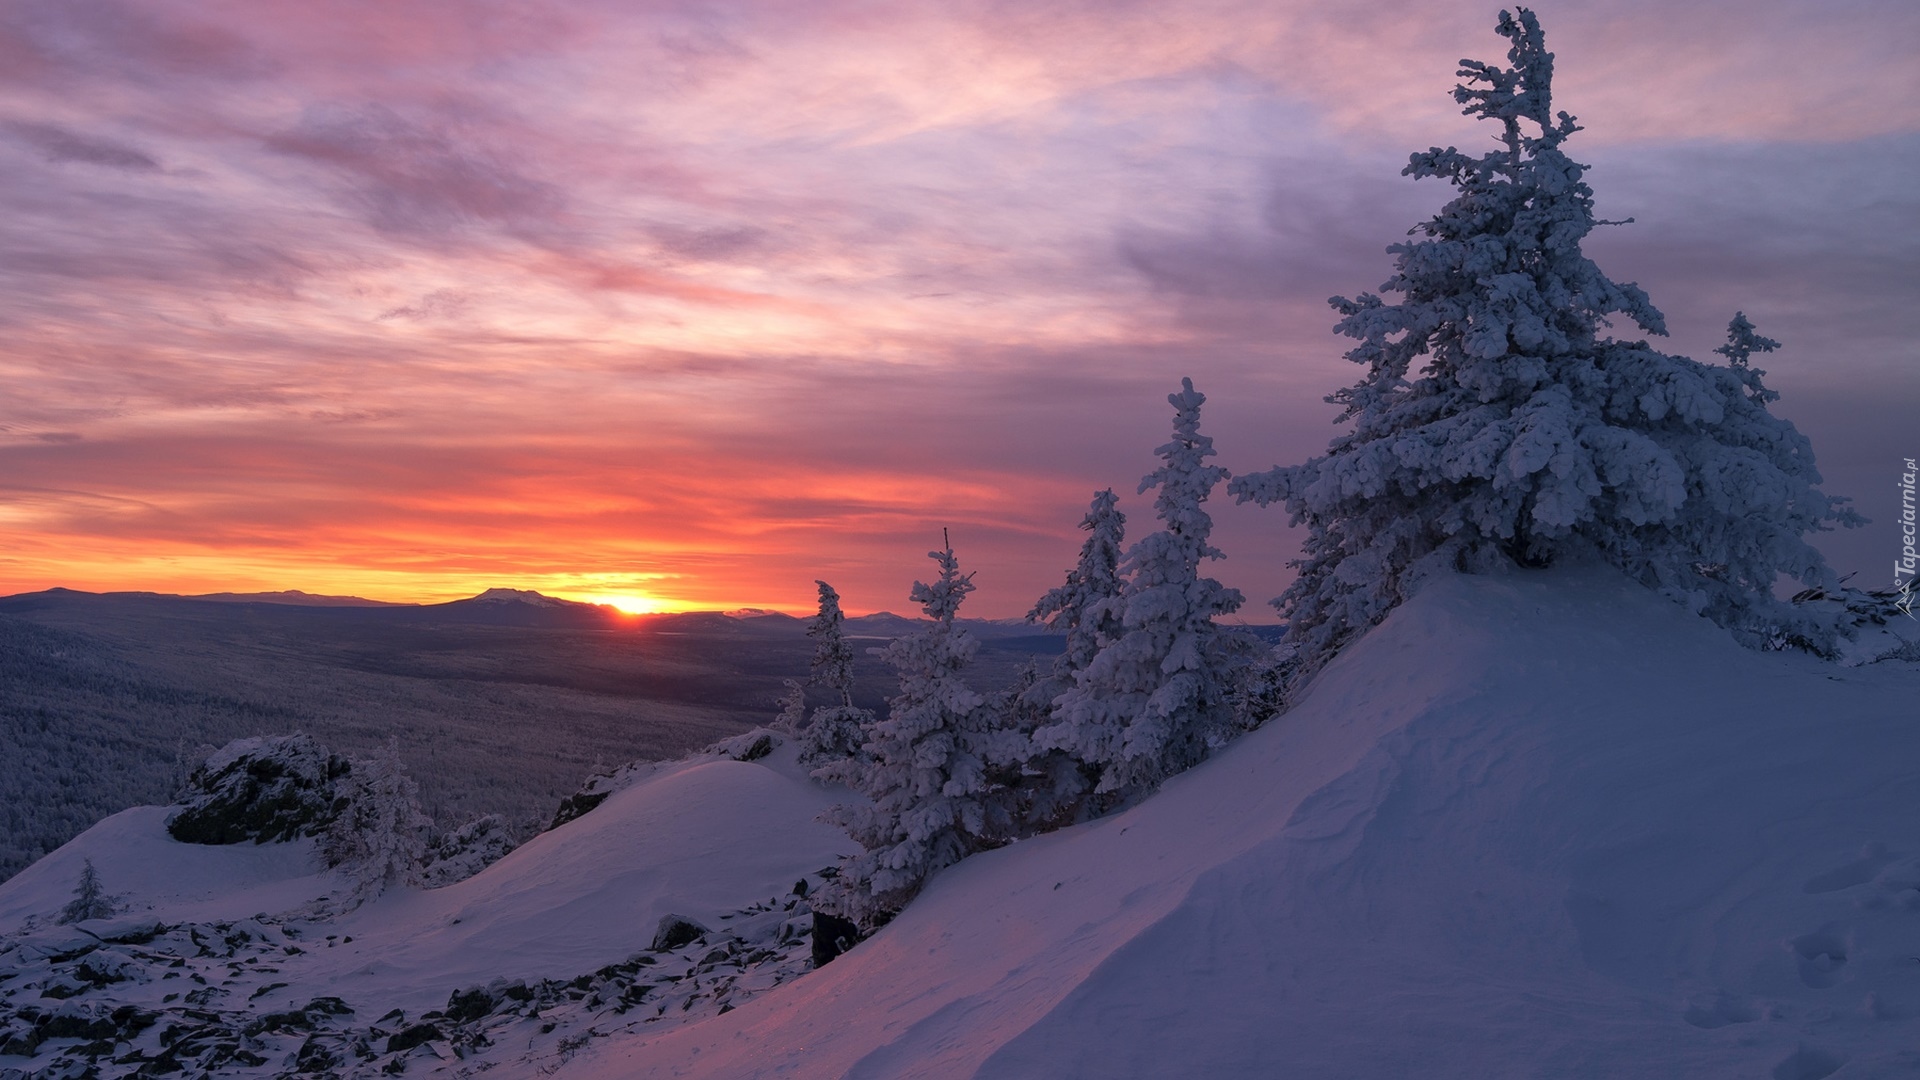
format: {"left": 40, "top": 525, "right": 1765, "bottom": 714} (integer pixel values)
{"left": 573, "top": 592, "right": 679, "bottom": 616}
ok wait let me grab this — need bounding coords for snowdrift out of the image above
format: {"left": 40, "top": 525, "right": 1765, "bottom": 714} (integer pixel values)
{"left": 567, "top": 565, "right": 1920, "bottom": 1079}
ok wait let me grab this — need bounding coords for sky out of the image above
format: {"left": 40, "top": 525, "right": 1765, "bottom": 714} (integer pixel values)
{"left": 1, "top": 0, "right": 1915, "bottom": 618}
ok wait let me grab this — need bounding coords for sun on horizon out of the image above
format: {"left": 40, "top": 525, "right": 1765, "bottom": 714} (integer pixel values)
{"left": 572, "top": 592, "right": 680, "bottom": 616}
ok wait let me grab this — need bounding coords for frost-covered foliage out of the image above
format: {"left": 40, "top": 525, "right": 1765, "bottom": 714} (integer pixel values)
{"left": 167, "top": 734, "right": 352, "bottom": 846}
{"left": 773, "top": 678, "right": 809, "bottom": 734}
{"left": 1790, "top": 580, "right": 1920, "bottom": 665}
{"left": 1231, "top": 8, "right": 1859, "bottom": 677}
{"left": 990, "top": 662, "right": 1088, "bottom": 833}
{"left": 1013, "top": 490, "right": 1128, "bottom": 827}
{"left": 419, "top": 813, "right": 519, "bottom": 888}
{"left": 1040, "top": 380, "right": 1245, "bottom": 803}
{"left": 799, "top": 581, "right": 871, "bottom": 767}
{"left": 57, "top": 859, "right": 115, "bottom": 924}
{"left": 820, "top": 544, "right": 1015, "bottom": 927}
{"left": 321, "top": 740, "right": 429, "bottom": 906}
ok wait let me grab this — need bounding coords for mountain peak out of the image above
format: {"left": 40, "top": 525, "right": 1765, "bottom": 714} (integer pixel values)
{"left": 467, "top": 588, "right": 592, "bottom": 608}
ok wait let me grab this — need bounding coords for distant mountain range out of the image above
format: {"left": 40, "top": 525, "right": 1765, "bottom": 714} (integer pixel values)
{"left": 184, "top": 589, "right": 408, "bottom": 607}
{"left": 0, "top": 587, "right": 1097, "bottom": 638}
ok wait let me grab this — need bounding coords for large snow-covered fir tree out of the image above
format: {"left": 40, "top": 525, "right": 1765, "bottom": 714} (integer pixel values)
{"left": 1013, "top": 489, "right": 1128, "bottom": 828}
{"left": 1038, "top": 380, "right": 1244, "bottom": 803}
{"left": 1231, "top": 8, "right": 1859, "bottom": 677}
{"left": 819, "top": 542, "right": 1015, "bottom": 927}
{"left": 320, "top": 740, "right": 430, "bottom": 907}
{"left": 798, "top": 580, "right": 870, "bottom": 767}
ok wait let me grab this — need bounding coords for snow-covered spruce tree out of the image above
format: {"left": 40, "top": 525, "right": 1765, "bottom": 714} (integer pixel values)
{"left": 1014, "top": 489, "right": 1128, "bottom": 828}
{"left": 1038, "top": 379, "right": 1245, "bottom": 804}
{"left": 819, "top": 542, "right": 1015, "bottom": 928}
{"left": 799, "top": 580, "right": 871, "bottom": 767}
{"left": 1230, "top": 9, "right": 1859, "bottom": 676}
{"left": 58, "top": 858, "right": 115, "bottom": 924}
{"left": 1029, "top": 490, "right": 1128, "bottom": 678}
{"left": 321, "top": 740, "right": 430, "bottom": 907}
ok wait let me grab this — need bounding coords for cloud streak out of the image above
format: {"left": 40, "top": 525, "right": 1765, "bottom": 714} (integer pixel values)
{"left": 0, "top": 0, "right": 1913, "bottom": 615}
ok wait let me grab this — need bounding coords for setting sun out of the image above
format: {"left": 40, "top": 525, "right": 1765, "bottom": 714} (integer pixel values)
{"left": 577, "top": 592, "right": 677, "bottom": 616}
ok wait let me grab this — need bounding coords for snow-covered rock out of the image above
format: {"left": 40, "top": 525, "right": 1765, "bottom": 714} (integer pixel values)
{"left": 167, "top": 734, "right": 352, "bottom": 847}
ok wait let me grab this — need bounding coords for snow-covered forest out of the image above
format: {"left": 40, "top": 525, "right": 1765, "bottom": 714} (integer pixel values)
{"left": 2, "top": 9, "right": 1916, "bottom": 1079}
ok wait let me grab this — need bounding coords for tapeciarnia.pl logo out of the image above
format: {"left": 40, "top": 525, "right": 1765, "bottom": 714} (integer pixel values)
{"left": 1897, "top": 457, "right": 1917, "bottom": 619}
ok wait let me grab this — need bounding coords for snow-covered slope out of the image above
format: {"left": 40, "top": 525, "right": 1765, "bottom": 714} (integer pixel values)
{"left": 566, "top": 564, "right": 1920, "bottom": 1080}
{"left": 0, "top": 809, "right": 329, "bottom": 934}
{"left": 0, "top": 739, "right": 855, "bottom": 1019}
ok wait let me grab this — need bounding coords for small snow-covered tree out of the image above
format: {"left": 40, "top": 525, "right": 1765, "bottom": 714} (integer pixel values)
{"left": 1039, "top": 379, "right": 1245, "bottom": 803}
{"left": 58, "top": 858, "right": 115, "bottom": 923}
{"left": 773, "top": 678, "right": 809, "bottom": 734}
{"left": 1014, "top": 490, "right": 1128, "bottom": 827}
{"left": 819, "top": 541, "right": 1015, "bottom": 927}
{"left": 800, "top": 581, "right": 870, "bottom": 766}
{"left": 808, "top": 580, "right": 857, "bottom": 696}
{"left": 321, "top": 739, "right": 430, "bottom": 907}
{"left": 1230, "top": 9, "right": 1859, "bottom": 676}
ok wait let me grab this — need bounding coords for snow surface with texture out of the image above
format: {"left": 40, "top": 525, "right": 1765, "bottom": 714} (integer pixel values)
{"left": 563, "top": 564, "right": 1920, "bottom": 1079}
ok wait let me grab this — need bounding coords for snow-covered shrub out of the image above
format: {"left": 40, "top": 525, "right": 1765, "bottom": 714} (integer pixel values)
{"left": 320, "top": 740, "right": 430, "bottom": 906}
{"left": 1039, "top": 380, "right": 1245, "bottom": 804}
{"left": 1230, "top": 8, "right": 1860, "bottom": 680}
{"left": 818, "top": 542, "right": 1017, "bottom": 927}
{"left": 166, "top": 734, "right": 352, "bottom": 846}
{"left": 1790, "top": 581, "right": 1920, "bottom": 665}
{"left": 57, "top": 858, "right": 115, "bottom": 924}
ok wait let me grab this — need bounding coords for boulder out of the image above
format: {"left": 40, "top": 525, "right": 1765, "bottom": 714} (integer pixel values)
{"left": 650, "top": 914, "right": 709, "bottom": 952}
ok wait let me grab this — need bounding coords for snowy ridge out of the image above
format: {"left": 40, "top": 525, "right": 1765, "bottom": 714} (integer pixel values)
{"left": 564, "top": 565, "right": 1920, "bottom": 1079}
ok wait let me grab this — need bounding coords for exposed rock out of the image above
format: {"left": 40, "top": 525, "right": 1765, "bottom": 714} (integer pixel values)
{"left": 386, "top": 1022, "right": 445, "bottom": 1054}
{"left": 651, "top": 914, "right": 709, "bottom": 952}
{"left": 166, "top": 734, "right": 352, "bottom": 845}
{"left": 548, "top": 789, "right": 611, "bottom": 830}
{"left": 811, "top": 911, "right": 861, "bottom": 968}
